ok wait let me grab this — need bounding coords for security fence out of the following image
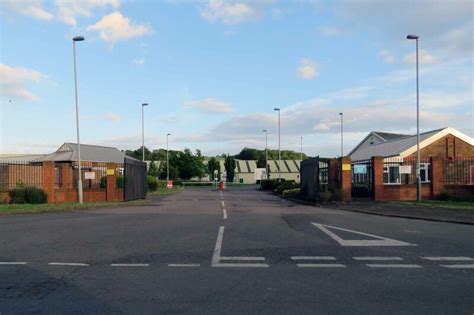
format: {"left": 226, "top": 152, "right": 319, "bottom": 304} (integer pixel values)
{"left": 0, "top": 161, "right": 43, "bottom": 191}
{"left": 351, "top": 159, "right": 373, "bottom": 198}
{"left": 300, "top": 157, "right": 328, "bottom": 199}
{"left": 443, "top": 157, "right": 474, "bottom": 185}
{"left": 382, "top": 157, "right": 432, "bottom": 185}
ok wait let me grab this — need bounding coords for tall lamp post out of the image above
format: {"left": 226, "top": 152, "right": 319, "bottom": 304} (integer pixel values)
{"left": 274, "top": 108, "right": 281, "bottom": 181}
{"left": 407, "top": 34, "right": 421, "bottom": 202}
{"left": 166, "top": 133, "right": 171, "bottom": 182}
{"left": 262, "top": 129, "right": 268, "bottom": 179}
{"left": 141, "top": 103, "right": 148, "bottom": 161}
{"left": 339, "top": 112, "right": 344, "bottom": 158}
{"left": 72, "top": 36, "right": 84, "bottom": 204}
{"left": 300, "top": 136, "right": 303, "bottom": 161}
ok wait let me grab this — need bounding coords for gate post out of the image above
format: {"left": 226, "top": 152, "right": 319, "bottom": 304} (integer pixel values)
{"left": 372, "top": 156, "right": 384, "bottom": 201}
{"left": 42, "top": 161, "right": 55, "bottom": 203}
{"left": 328, "top": 158, "right": 337, "bottom": 192}
{"left": 106, "top": 163, "right": 117, "bottom": 201}
{"left": 340, "top": 156, "right": 352, "bottom": 202}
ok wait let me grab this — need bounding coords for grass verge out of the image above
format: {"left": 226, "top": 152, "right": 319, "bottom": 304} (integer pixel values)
{"left": 398, "top": 200, "right": 474, "bottom": 211}
{"left": 148, "top": 186, "right": 184, "bottom": 196}
{"left": 0, "top": 199, "right": 148, "bottom": 216}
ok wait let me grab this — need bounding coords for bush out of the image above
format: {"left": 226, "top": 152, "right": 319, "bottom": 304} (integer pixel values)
{"left": 318, "top": 190, "right": 332, "bottom": 202}
{"left": 260, "top": 179, "right": 276, "bottom": 190}
{"left": 282, "top": 188, "right": 300, "bottom": 197}
{"left": 9, "top": 187, "right": 47, "bottom": 204}
{"left": 274, "top": 181, "right": 299, "bottom": 195}
{"left": 100, "top": 176, "right": 126, "bottom": 189}
{"left": 147, "top": 176, "right": 158, "bottom": 192}
{"left": 329, "top": 188, "right": 343, "bottom": 201}
{"left": 100, "top": 176, "right": 107, "bottom": 189}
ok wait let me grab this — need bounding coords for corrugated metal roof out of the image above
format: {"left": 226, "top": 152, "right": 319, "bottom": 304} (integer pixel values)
{"left": 351, "top": 128, "right": 445, "bottom": 161}
{"left": 373, "top": 132, "right": 409, "bottom": 141}
{"left": 35, "top": 142, "right": 128, "bottom": 163}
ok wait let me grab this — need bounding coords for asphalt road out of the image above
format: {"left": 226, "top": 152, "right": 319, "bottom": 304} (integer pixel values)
{"left": 1, "top": 186, "right": 473, "bottom": 314}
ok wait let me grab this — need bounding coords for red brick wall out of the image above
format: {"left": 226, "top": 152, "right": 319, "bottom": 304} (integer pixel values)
{"left": 340, "top": 157, "right": 352, "bottom": 201}
{"left": 408, "top": 135, "right": 473, "bottom": 159}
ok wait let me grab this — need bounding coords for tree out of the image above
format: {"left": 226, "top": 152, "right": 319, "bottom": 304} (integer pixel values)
{"left": 224, "top": 155, "right": 236, "bottom": 182}
{"left": 172, "top": 148, "right": 206, "bottom": 180}
{"left": 208, "top": 157, "right": 221, "bottom": 180}
{"left": 147, "top": 159, "right": 159, "bottom": 177}
{"left": 256, "top": 154, "right": 266, "bottom": 168}
{"left": 158, "top": 162, "right": 178, "bottom": 180}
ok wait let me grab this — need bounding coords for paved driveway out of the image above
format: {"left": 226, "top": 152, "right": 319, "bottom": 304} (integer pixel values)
{"left": 1, "top": 186, "right": 472, "bottom": 314}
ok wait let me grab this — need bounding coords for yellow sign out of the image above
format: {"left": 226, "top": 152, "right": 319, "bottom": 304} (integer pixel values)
{"left": 106, "top": 169, "right": 115, "bottom": 175}
{"left": 342, "top": 164, "right": 351, "bottom": 171}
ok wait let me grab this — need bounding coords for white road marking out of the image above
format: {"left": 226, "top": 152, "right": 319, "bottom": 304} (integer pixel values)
{"left": 353, "top": 257, "right": 403, "bottom": 261}
{"left": 311, "top": 222, "right": 415, "bottom": 247}
{"left": 421, "top": 257, "right": 474, "bottom": 261}
{"left": 168, "top": 264, "right": 201, "bottom": 267}
{"left": 366, "top": 264, "right": 421, "bottom": 268}
{"left": 297, "top": 263, "right": 346, "bottom": 268}
{"left": 220, "top": 256, "right": 266, "bottom": 261}
{"left": 211, "top": 226, "right": 269, "bottom": 268}
{"left": 440, "top": 264, "right": 474, "bottom": 269}
{"left": 221, "top": 200, "right": 225, "bottom": 207}
{"left": 111, "top": 263, "right": 149, "bottom": 267}
{"left": 291, "top": 256, "right": 336, "bottom": 260}
{"left": 48, "top": 262, "right": 89, "bottom": 266}
{"left": 223, "top": 209, "right": 227, "bottom": 220}
{"left": 0, "top": 262, "right": 27, "bottom": 265}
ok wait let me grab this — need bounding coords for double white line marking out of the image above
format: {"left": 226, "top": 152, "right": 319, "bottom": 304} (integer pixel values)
{"left": 422, "top": 256, "right": 474, "bottom": 269}
{"left": 354, "top": 256, "right": 421, "bottom": 268}
{"left": 291, "top": 256, "right": 345, "bottom": 268}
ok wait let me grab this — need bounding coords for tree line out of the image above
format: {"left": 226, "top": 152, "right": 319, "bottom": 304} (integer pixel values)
{"left": 124, "top": 146, "right": 305, "bottom": 181}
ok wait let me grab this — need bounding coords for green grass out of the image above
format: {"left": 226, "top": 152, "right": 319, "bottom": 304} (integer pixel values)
{"left": 0, "top": 199, "right": 148, "bottom": 215}
{"left": 148, "top": 186, "right": 184, "bottom": 196}
{"left": 398, "top": 200, "right": 474, "bottom": 211}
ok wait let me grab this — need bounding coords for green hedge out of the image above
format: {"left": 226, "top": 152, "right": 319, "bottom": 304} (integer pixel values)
{"left": 99, "top": 176, "right": 125, "bottom": 189}
{"left": 147, "top": 176, "right": 158, "bottom": 192}
{"left": 282, "top": 188, "right": 300, "bottom": 197}
{"left": 9, "top": 187, "right": 48, "bottom": 204}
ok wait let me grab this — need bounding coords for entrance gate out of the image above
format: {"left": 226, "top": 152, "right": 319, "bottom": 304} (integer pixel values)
{"left": 351, "top": 159, "right": 373, "bottom": 198}
{"left": 124, "top": 157, "right": 147, "bottom": 201}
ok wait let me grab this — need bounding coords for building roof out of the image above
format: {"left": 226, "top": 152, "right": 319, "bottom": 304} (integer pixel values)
{"left": 35, "top": 143, "right": 128, "bottom": 163}
{"left": 350, "top": 127, "right": 473, "bottom": 161}
{"left": 0, "top": 154, "right": 46, "bottom": 162}
{"left": 372, "top": 131, "right": 409, "bottom": 141}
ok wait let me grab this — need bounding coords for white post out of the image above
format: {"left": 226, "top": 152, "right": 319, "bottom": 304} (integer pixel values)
{"left": 72, "top": 38, "right": 83, "bottom": 204}
{"left": 167, "top": 133, "right": 171, "bottom": 182}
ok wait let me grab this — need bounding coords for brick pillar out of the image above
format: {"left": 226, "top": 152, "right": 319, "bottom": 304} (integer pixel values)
{"left": 328, "top": 158, "right": 337, "bottom": 192}
{"left": 431, "top": 157, "right": 443, "bottom": 199}
{"left": 340, "top": 156, "right": 352, "bottom": 201}
{"left": 61, "top": 163, "right": 69, "bottom": 189}
{"left": 106, "top": 163, "right": 117, "bottom": 201}
{"left": 372, "top": 156, "right": 384, "bottom": 201}
{"left": 42, "top": 161, "right": 55, "bottom": 203}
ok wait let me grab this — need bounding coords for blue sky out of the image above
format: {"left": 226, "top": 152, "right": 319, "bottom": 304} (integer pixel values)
{"left": 1, "top": 0, "right": 472, "bottom": 157}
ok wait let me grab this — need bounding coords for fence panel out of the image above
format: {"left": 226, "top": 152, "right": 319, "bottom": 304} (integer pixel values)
{"left": 124, "top": 158, "right": 147, "bottom": 201}
{"left": 444, "top": 158, "right": 474, "bottom": 185}
{"left": 0, "top": 161, "right": 43, "bottom": 191}
{"left": 70, "top": 162, "right": 108, "bottom": 189}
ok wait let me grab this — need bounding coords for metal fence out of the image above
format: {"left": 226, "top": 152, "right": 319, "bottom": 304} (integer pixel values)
{"left": 124, "top": 157, "right": 147, "bottom": 201}
{"left": 0, "top": 161, "right": 43, "bottom": 191}
{"left": 383, "top": 157, "right": 431, "bottom": 185}
{"left": 300, "top": 156, "right": 328, "bottom": 199}
{"left": 443, "top": 158, "right": 474, "bottom": 185}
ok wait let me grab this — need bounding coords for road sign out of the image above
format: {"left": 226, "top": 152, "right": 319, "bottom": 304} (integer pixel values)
{"left": 166, "top": 180, "right": 173, "bottom": 188}
{"left": 353, "top": 164, "right": 367, "bottom": 174}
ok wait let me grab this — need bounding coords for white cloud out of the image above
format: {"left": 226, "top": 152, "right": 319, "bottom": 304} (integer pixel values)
{"left": 317, "top": 26, "right": 342, "bottom": 37}
{"left": 55, "top": 0, "right": 120, "bottom": 26}
{"left": 0, "top": 64, "right": 46, "bottom": 101}
{"left": 132, "top": 58, "right": 145, "bottom": 65}
{"left": 297, "top": 58, "right": 319, "bottom": 80}
{"left": 378, "top": 50, "right": 395, "bottom": 64}
{"left": 1, "top": 0, "right": 54, "bottom": 21}
{"left": 403, "top": 49, "right": 438, "bottom": 65}
{"left": 183, "top": 98, "right": 234, "bottom": 113}
{"left": 200, "top": 0, "right": 257, "bottom": 24}
{"left": 87, "top": 11, "right": 152, "bottom": 44}
{"left": 105, "top": 112, "right": 120, "bottom": 122}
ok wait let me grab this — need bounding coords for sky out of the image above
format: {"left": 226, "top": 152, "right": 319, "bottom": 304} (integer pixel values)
{"left": 0, "top": 0, "right": 472, "bottom": 157}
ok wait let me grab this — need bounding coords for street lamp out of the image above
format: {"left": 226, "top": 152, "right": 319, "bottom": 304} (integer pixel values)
{"left": 300, "top": 136, "right": 303, "bottom": 161}
{"left": 141, "top": 103, "right": 148, "bottom": 162}
{"left": 339, "top": 112, "right": 343, "bottom": 158}
{"left": 407, "top": 34, "right": 421, "bottom": 202}
{"left": 72, "top": 35, "right": 84, "bottom": 204}
{"left": 262, "top": 129, "right": 268, "bottom": 179}
{"left": 166, "top": 133, "right": 171, "bottom": 182}
{"left": 274, "top": 108, "right": 281, "bottom": 181}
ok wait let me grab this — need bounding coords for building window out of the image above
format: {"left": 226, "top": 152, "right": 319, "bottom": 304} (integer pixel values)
{"left": 383, "top": 165, "right": 400, "bottom": 184}
{"left": 420, "top": 163, "right": 431, "bottom": 183}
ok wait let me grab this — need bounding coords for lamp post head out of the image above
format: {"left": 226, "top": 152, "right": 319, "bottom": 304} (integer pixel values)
{"left": 73, "top": 36, "right": 85, "bottom": 41}
{"left": 339, "top": 112, "right": 343, "bottom": 116}
{"left": 406, "top": 34, "right": 419, "bottom": 40}
{"left": 274, "top": 108, "right": 280, "bottom": 111}
{"left": 167, "top": 133, "right": 171, "bottom": 136}
{"left": 262, "top": 129, "right": 267, "bottom": 133}
{"left": 142, "top": 103, "right": 148, "bottom": 107}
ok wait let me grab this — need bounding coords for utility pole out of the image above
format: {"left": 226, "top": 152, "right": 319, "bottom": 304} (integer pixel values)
{"left": 72, "top": 35, "right": 84, "bottom": 204}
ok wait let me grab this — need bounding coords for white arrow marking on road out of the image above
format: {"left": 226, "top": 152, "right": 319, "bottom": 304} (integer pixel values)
{"left": 311, "top": 222, "right": 416, "bottom": 247}
{"left": 212, "top": 226, "right": 269, "bottom": 268}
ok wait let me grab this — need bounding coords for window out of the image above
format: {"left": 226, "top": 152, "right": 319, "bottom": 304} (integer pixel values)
{"left": 383, "top": 165, "right": 400, "bottom": 184}
{"left": 420, "top": 163, "right": 431, "bottom": 183}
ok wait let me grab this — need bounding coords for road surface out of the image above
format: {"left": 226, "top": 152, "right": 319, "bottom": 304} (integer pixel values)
{"left": 0, "top": 186, "right": 472, "bottom": 314}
